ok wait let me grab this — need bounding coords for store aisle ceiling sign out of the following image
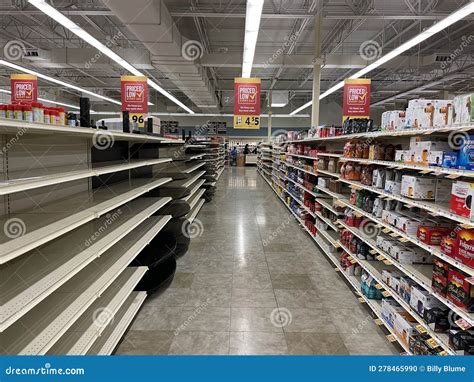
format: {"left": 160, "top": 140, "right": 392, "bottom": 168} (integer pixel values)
{"left": 234, "top": 78, "right": 260, "bottom": 129}
{"left": 343, "top": 78, "right": 371, "bottom": 122}
{"left": 121, "top": 75, "right": 148, "bottom": 128}
{"left": 10, "top": 74, "right": 37, "bottom": 104}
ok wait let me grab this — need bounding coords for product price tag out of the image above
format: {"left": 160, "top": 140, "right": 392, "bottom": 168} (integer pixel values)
{"left": 398, "top": 237, "right": 409, "bottom": 243}
{"left": 354, "top": 211, "right": 363, "bottom": 218}
{"left": 358, "top": 297, "right": 365, "bottom": 303}
{"left": 350, "top": 259, "right": 357, "bottom": 264}
{"left": 334, "top": 268, "right": 340, "bottom": 272}
{"left": 389, "top": 232, "right": 399, "bottom": 237}
{"left": 383, "top": 259, "right": 393, "bottom": 266}
{"left": 415, "top": 324, "right": 427, "bottom": 334}
{"left": 374, "top": 318, "right": 384, "bottom": 326}
{"left": 382, "top": 228, "right": 391, "bottom": 233}
{"left": 382, "top": 290, "right": 391, "bottom": 297}
{"left": 369, "top": 249, "right": 378, "bottom": 255}
{"left": 455, "top": 318, "right": 473, "bottom": 331}
{"left": 461, "top": 126, "right": 473, "bottom": 132}
{"left": 333, "top": 242, "right": 341, "bottom": 248}
{"left": 438, "top": 350, "right": 449, "bottom": 356}
{"left": 419, "top": 170, "right": 432, "bottom": 175}
{"left": 375, "top": 284, "right": 383, "bottom": 290}
{"left": 460, "top": 223, "right": 474, "bottom": 229}
{"left": 386, "top": 334, "right": 397, "bottom": 342}
{"left": 446, "top": 174, "right": 461, "bottom": 179}
{"left": 376, "top": 254, "right": 385, "bottom": 261}
{"left": 425, "top": 338, "right": 439, "bottom": 349}
{"left": 422, "top": 130, "right": 434, "bottom": 135}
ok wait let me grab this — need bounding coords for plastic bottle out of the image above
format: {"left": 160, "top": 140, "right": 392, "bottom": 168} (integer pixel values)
{"left": 6, "top": 105, "right": 14, "bottom": 119}
{"left": 67, "top": 112, "right": 77, "bottom": 127}
{"left": 58, "top": 107, "right": 66, "bottom": 125}
{"left": 23, "top": 104, "right": 33, "bottom": 122}
{"left": 44, "top": 108, "right": 50, "bottom": 124}
{"left": 50, "top": 109, "right": 57, "bottom": 125}
{"left": 14, "top": 104, "right": 23, "bottom": 120}
{"left": 32, "top": 102, "right": 43, "bottom": 123}
{"left": 0, "top": 105, "right": 6, "bottom": 119}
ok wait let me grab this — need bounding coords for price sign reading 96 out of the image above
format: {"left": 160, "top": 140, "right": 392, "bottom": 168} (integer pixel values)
{"left": 234, "top": 78, "right": 261, "bottom": 129}
{"left": 121, "top": 75, "right": 148, "bottom": 129}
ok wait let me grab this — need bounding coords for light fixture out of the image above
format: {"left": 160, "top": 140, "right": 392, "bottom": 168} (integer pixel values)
{"left": 271, "top": 91, "right": 289, "bottom": 108}
{"left": 242, "top": 0, "right": 264, "bottom": 78}
{"left": 0, "top": 87, "right": 81, "bottom": 109}
{"left": 0, "top": 59, "right": 121, "bottom": 105}
{"left": 290, "top": 1, "right": 474, "bottom": 115}
{"left": 28, "top": 0, "right": 195, "bottom": 114}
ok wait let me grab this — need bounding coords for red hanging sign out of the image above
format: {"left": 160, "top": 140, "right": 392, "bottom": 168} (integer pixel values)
{"left": 234, "top": 78, "right": 261, "bottom": 129}
{"left": 10, "top": 74, "right": 37, "bottom": 104}
{"left": 343, "top": 78, "right": 371, "bottom": 121}
{"left": 120, "top": 75, "right": 148, "bottom": 113}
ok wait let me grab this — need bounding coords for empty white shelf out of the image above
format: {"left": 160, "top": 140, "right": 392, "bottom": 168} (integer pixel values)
{"left": 0, "top": 176, "right": 172, "bottom": 264}
{"left": 188, "top": 189, "right": 206, "bottom": 211}
{"left": 0, "top": 215, "right": 170, "bottom": 354}
{"left": 46, "top": 267, "right": 146, "bottom": 355}
{"left": 182, "top": 179, "right": 206, "bottom": 202}
{"left": 187, "top": 199, "right": 206, "bottom": 224}
{"left": 182, "top": 171, "right": 206, "bottom": 188}
{"left": 87, "top": 292, "right": 147, "bottom": 355}
{"left": 0, "top": 197, "right": 170, "bottom": 331}
{"left": 182, "top": 162, "right": 205, "bottom": 173}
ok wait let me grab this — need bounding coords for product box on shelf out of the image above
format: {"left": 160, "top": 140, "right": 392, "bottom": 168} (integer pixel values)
{"left": 452, "top": 93, "right": 474, "bottom": 125}
{"left": 381, "top": 298, "right": 403, "bottom": 328}
{"left": 442, "top": 152, "right": 458, "bottom": 169}
{"left": 381, "top": 270, "right": 402, "bottom": 289}
{"left": 424, "top": 306, "right": 450, "bottom": 333}
{"left": 428, "top": 151, "right": 444, "bottom": 166}
{"left": 384, "top": 179, "right": 402, "bottom": 195}
{"left": 454, "top": 228, "right": 474, "bottom": 268}
{"left": 394, "top": 312, "right": 417, "bottom": 347}
{"left": 399, "top": 276, "right": 417, "bottom": 304}
{"left": 432, "top": 100, "right": 452, "bottom": 127}
{"left": 417, "top": 225, "right": 452, "bottom": 245}
{"left": 449, "top": 181, "right": 474, "bottom": 218}
{"left": 435, "top": 179, "right": 454, "bottom": 204}
{"left": 382, "top": 210, "right": 400, "bottom": 226}
{"left": 458, "top": 135, "right": 474, "bottom": 171}
{"left": 447, "top": 268, "right": 474, "bottom": 312}
{"left": 409, "top": 286, "right": 444, "bottom": 316}
{"left": 449, "top": 330, "right": 474, "bottom": 354}
{"left": 432, "top": 267, "right": 449, "bottom": 297}
{"left": 401, "top": 175, "right": 436, "bottom": 200}
{"left": 395, "top": 150, "right": 409, "bottom": 162}
{"left": 414, "top": 141, "right": 451, "bottom": 165}
{"left": 395, "top": 215, "right": 423, "bottom": 236}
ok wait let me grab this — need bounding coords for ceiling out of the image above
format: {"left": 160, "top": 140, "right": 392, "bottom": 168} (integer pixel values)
{"left": 0, "top": 0, "right": 473, "bottom": 116}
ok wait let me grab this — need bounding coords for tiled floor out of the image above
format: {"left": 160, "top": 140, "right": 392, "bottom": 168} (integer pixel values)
{"left": 116, "top": 167, "right": 398, "bottom": 355}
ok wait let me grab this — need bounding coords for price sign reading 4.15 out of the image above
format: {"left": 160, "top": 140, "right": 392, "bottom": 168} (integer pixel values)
{"left": 234, "top": 77, "right": 261, "bottom": 129}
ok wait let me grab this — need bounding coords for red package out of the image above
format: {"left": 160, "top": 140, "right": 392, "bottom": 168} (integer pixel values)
{"left": 417, "top": 226, "right": 451, "bottom": 245}
{"left": 446, "top": 269, "right": 474, "bottom": 312}
{"left": 441, "top": 235, "right": 457, "bottom": 258}
{"left": 455, "top": 229, "right": 474, "bottom": 268}
{"left": 432, "top": 259, "right": 450, "bottom": 297}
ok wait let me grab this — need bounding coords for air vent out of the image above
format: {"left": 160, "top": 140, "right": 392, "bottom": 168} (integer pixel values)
{"left": 435, "top": 55, "right": 451, "bottom": 62}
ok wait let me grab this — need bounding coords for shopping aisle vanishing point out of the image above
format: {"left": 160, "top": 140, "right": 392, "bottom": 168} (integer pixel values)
{"left": 116, "top": 167, "right": 398, "bottom": 355}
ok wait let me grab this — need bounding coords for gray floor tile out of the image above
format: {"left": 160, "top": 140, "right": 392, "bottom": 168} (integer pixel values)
{"left": 114, "top": 331, "right": 174, "bottom": 355}
{"left": 178, "top": 307, "right": 231, "bottom": 332}
{"left": 282, "top": 308, "right": 338, "bottom": 333}
{"left": 186, "top": 286, "right": 232, "bottom": 307}
{"left": 170, "top": 272, "right": 194, "bottom": 289}
{"left": 169, "top": 332, "right": 230, "bottom": 355}
{"left": 271, "top": 274, "right": 316, "bottom": 289}
{"left": 230, "top": 307, "right": 283, "bottom": 332}
{"left": 130, "top": 306, "right": 184, "bottom": 331}
{"left": 229, "top": 332, "right": 288, "bottom": 355}
{"left": 274, "top": 289, "right": 324, "bottom": 309}
{"left": 145, "top": 288, "right": 190, "bottom": 307}
{"left": 285, "top": 332, "right": 349, "bottom": 355}
{"left": 191, "top": 272, "right": 233, "bottom": 287}
{"left": 231, "top": 288, "right": 277, "bottom": 308}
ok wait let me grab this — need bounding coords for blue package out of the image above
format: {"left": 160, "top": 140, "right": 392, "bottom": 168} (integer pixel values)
{"left": 442, "top": 151, "right": 458, "bottom": 168}
{"left": 458, "top": 135, "right": 474, "bottom": 170}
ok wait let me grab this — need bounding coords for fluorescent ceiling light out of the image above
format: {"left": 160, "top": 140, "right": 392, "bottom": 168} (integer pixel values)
{"left": 242, "top": 0, "right": 264, "bottom": 78}
{"left": 0, "top": 87, "right": 81, "bottom": 109}
{"left": 0, "top": 59, "right": 121, "bottom": 105}
{"left": 271, "top": 103, "right": 287, "bottom": 108}
{"left": 290, "top": 1, "right": 474, "bottom": 115}
{"left": 28, "top": 0, "right": 194, "bottom": 114}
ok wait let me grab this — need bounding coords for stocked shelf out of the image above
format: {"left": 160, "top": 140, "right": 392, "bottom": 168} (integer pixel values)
{"left": 0, "top": 176, "right": 172, "bottom": 264}
{"left": 286, "top": 153, "right": 318, "bottom": 160}
{"left": 287, "top": 124, "right": 474, "bottom": 144}
{"left": 87, "top": 292, "right": 146, "bottom": 355}
{"left": 0, "top": 197, "right": 170, "bottom": 331}
{"left": 46, "top": 267, "right": 146, "bottom": 355}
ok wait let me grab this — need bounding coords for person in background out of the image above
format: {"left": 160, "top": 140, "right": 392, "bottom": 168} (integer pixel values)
{"left": 244, "top": 144, "right": 250, "bottom": 155}
{"left": 230, "top": 146, "right": 238, "bottom": 166}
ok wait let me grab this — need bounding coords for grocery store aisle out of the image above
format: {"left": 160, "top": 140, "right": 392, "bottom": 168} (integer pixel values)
{"left": 116, "top": 167, "right": 398, "bottom": 355}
